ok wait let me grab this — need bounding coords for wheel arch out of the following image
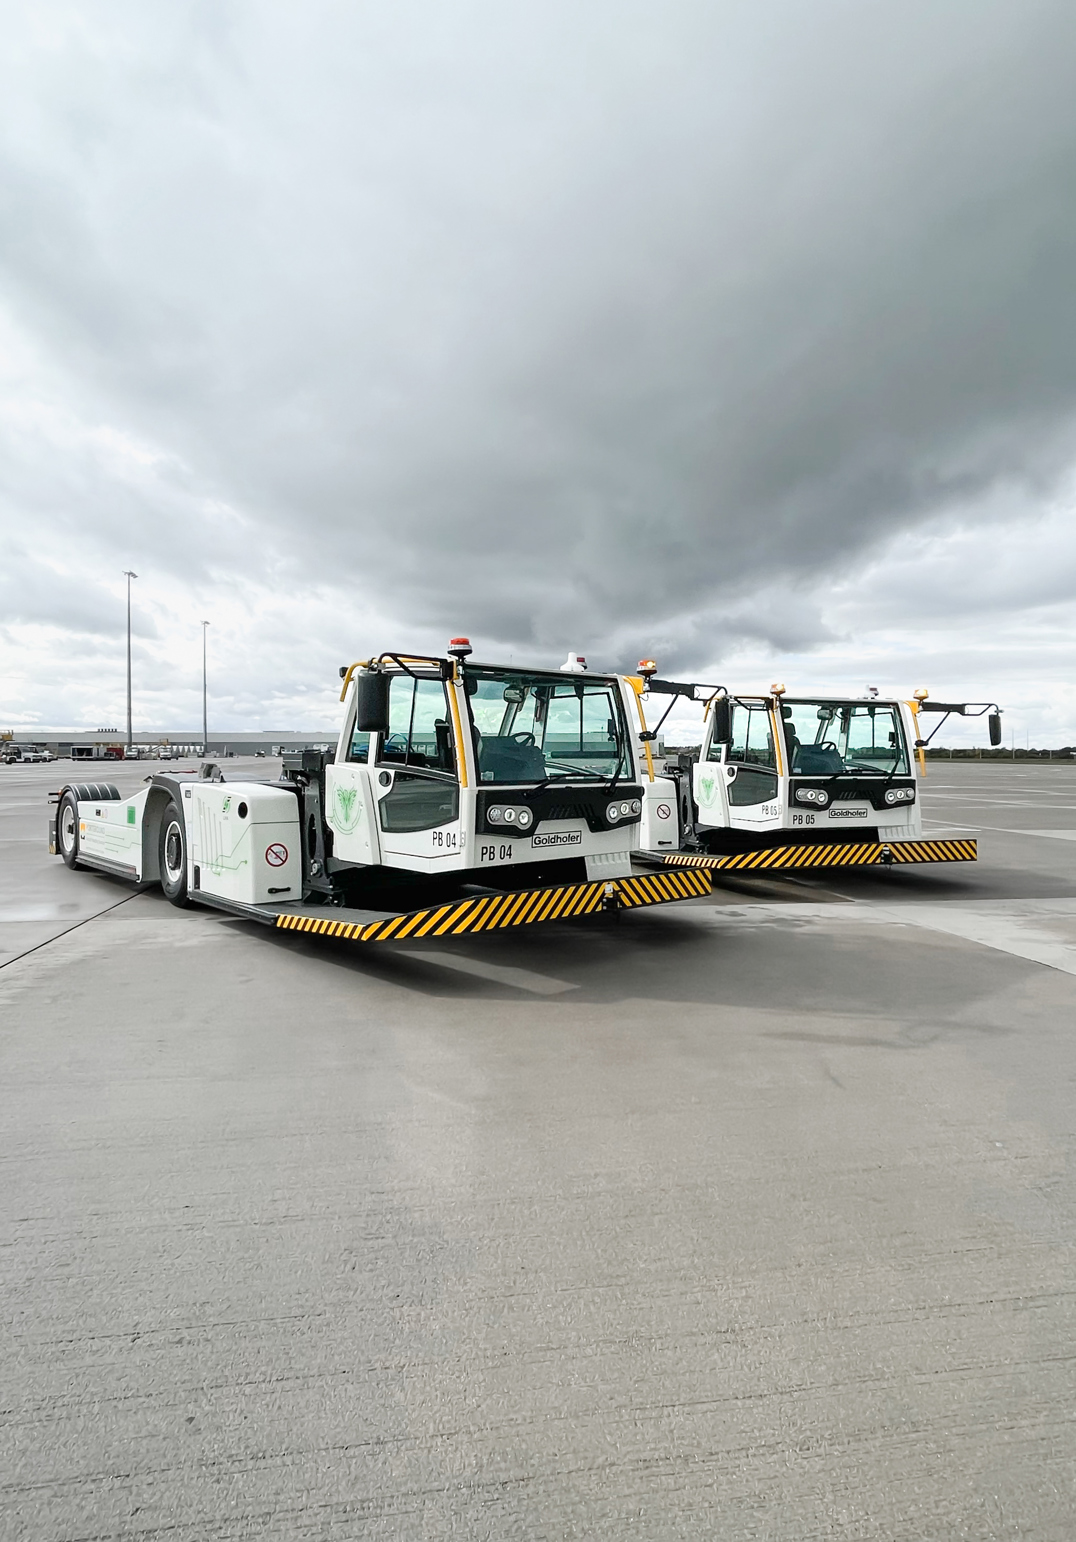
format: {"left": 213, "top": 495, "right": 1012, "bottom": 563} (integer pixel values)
{"left": 140, "top": 785, "right": 176, "bottom": 883}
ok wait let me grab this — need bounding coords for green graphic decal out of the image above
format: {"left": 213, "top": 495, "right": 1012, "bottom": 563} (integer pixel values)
{"left": 127, "top": 806, "right": 136, "bottom": 824}
{"left": 195, "top": 804, "right": 249, "bottom": 876}
{"left": 332, "top": 785, "right": 362, "bottom": 833}
{"left": 700, "top": 775, "right": 715, "bottom": 802}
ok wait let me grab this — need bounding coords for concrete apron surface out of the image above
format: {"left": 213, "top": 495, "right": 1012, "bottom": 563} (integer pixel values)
{"left": 2, "top": 760, "right": 1076, "bottom": 1540}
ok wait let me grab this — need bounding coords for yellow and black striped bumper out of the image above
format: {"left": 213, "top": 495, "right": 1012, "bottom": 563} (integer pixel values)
{"left": 274, "top": 867, "right": 711, "bottom": 945}
{"left": 661, "top": 837, "right": 977, "bottom": 873}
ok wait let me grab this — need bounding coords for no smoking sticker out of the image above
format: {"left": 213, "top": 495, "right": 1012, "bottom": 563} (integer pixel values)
{"left": 656, "top": 803, "right": 672, "bottom": 820}
{"left": 265, "top": 843, "right": 289, "bottom": 867}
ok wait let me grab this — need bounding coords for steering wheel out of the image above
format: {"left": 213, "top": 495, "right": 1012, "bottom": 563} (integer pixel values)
{"left": 817, "top": 741, "right": 838, "bottom": 753}
{"left": 511, "top": 732, "right": 536, "bottom": 746}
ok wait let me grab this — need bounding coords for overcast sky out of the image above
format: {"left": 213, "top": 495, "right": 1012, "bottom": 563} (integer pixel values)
{"left": 2, "top": 0, "right": 1075, "bottom": 744}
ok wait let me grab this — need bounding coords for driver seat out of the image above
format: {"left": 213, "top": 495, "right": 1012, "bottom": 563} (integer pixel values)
{"left": 477, "top": 735, "right": 547, "bottom": 781}
{"left": 793, "top": 744, "right": 845, "bottom": 774}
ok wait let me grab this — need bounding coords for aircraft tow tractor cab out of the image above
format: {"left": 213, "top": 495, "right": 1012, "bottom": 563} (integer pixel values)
{"left": 628, "top": 667, "right": 1001, "bottom": 876}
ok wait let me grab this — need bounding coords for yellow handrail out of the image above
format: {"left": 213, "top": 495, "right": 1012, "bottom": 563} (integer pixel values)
{"left": 447, "top": 667, "right": 470, "bottom": 789}
{"left": 906, "top": 700, "right": 927, "bottom": 777}
{"left": 338, "top": 660, "right": 369, "bottom": 702}
{"left": 623, "top": 676, "right": 655, "bottom": 782}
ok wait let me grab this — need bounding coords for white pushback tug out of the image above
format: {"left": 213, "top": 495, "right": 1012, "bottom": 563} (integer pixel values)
{"left": 623, "top": 665, "right": 1001, "bottom": 874}
{"left": 49, "top": 642, "right": 709, "bottom": 945}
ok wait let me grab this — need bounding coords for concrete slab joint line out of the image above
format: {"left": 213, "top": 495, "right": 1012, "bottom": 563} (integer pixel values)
{"left": 697, "top": 897, "right": 1076, "bottom": 980}
{"left": 878, "top": 900, "right": 1076, "bottom": 979}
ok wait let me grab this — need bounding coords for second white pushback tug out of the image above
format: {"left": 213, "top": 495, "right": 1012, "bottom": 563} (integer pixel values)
{"left": 625, "top": 666, "right": 1000, "bottom": 874}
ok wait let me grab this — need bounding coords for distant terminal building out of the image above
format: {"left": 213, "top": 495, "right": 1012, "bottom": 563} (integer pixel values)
{"left": 2, "top": 729, "right": 336, "bottom": 760}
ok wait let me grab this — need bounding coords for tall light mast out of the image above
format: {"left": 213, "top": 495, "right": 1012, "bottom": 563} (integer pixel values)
{"left": 201, "top": 621, "right": 210, "bottom": 755}
{"left": 123, "top": 571, "right": 138, "bottom": 751}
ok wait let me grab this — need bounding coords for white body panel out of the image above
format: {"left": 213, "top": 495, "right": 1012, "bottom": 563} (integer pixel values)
{"left": 785, "top": 800, "right": 923, "bottom": 841}
{"left": 638, "top": 775, "right": 681, "bottom": 850}
{"left": 77, "top": 787, "right": 149, "bottom": 874}
{"left": 471, "top": 822, "right": 637, "bottom": 873}
{"left": 694, "top": 755, "right": 785, "bottom": 834}
{"left": 324, "top": 762, "right": 379, "bottom": 865}
{"left": 186, "top": 783, "right": 301, "bottom": 903}
{"left": 373, "top": 763, "right": 468, "bottom": 869}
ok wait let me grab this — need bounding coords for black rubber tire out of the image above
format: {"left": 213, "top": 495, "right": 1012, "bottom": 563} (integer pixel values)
{"left": 68, "top": 782, "right": 121, "bottom": 802}
{"left": 58, "top": 790, "right": 82, "bottom": 870}
{"left": 158, "top": 799, "right": 189, "bottom": 907}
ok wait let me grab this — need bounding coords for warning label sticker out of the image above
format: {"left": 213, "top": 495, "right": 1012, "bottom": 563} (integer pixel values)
{"left": 265, "top": 843, "right": 289, "bottom": 866}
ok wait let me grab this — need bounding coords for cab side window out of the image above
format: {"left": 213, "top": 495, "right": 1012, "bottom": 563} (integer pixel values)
{"left": 347, "top": 729, "right": 371, "bottom": 762}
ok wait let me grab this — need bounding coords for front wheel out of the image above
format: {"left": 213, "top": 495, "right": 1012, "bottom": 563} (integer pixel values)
{"left": 58, "top": 791, "right": 82, "bottom": 869}
{"left": 159, "top": 800, "right": 189, "bottom": 907}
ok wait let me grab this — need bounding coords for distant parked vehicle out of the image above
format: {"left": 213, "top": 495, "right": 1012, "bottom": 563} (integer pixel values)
{"left": 18, "top": 747, "right": 55, "bottom": 764}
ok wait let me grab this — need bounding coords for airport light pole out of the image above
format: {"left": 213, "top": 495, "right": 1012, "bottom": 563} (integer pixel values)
{"left": 124, "top": 571, "right": 138, "bottom": 751}
{"left": 201, "top": 621, "right": 210, "bottom": 756}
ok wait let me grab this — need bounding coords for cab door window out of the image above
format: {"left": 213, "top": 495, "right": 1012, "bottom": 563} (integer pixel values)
{"left": 717, "top": 702, "right": 779, "bottom": 807}
{"left": 376, "top": 675, "right": 459, "bottom": 832}
{"left": 378, "top": 676, "right": 456, "bottom": 773}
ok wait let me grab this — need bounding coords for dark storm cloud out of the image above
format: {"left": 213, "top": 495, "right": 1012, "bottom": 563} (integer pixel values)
{"left": 3, "top": 0, "right": 1076, "bottom": 671}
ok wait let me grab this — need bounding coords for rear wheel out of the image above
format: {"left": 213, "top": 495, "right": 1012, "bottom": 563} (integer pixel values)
{"left": 58, "top": 791, "right": 82, "bottom": 869}
{"left": 159, "top": 800, "right": 189, "bottom": 907}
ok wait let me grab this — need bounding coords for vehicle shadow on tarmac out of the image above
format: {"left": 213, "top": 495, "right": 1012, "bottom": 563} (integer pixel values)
{"left": 227, "top": 875, "right": 1023, "bottom": 1027}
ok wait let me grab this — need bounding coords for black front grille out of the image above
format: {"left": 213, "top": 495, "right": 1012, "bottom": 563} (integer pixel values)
{"left": 791, "top": 776, "right": 916, "bottom": 811}
{"left": 476, "top": 784, "right": 643, "bottom": 836}
{"left": 545, "top": 803, "right": 593, "bottom": 822}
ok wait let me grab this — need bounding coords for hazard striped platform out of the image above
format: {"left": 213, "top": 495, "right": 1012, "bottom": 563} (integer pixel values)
{"left": 273, "top": 866, "right": 711, "bottom": 945}
{"left": 659, "top": 837, "right": 977, "bottom": 873}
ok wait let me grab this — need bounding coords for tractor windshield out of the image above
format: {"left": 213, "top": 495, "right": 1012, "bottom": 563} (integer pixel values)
{"left": 780, "top": 700, "right": 910, "bottom": 776}
{"left": 463, "top": 667, "right": 631, "bottom": 784}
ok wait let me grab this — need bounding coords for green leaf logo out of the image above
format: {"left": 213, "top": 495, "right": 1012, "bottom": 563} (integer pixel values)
{"left": 334, "top": 785, "right": 361, "bottom": 831}
{"left": 700, "top": 775, "right": 715, "bottom": 802}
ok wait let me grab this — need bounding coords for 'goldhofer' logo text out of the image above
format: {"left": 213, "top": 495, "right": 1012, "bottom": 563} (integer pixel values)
{"left": 532, "top": 831, "right": 582, "bottom": 848}
{"left": 829, "top": 806, "right": 868, "bottom": 819}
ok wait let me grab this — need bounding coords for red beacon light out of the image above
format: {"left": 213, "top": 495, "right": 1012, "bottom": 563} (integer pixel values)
{"left": 638, "top": 658, "right": 658, "bottom": 678}
{"left": 448, "top": 637, "right": 472, "bottom": 659}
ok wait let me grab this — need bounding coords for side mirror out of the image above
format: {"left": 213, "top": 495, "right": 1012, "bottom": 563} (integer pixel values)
{"left": 988, "top": 711, "right": 1002, "bottom": 747}
{"left": 712, "top": 697, "right": 732, "bottom": 743}
{"left": 354, "top": 671, "right": 391, "bottom": 734}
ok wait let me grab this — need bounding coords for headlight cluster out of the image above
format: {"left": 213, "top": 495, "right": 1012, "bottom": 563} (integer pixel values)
{"left": 487, "top": 804, "right": 535, "bottom": 830}
{"left": 884, "top": 786, "right": 916, "bottom": 806}
{"left": 794, "top": 787, "right": 830, "bottom": 808}
{"left": 606, "top": 799, "right": 643, "bottom": 822}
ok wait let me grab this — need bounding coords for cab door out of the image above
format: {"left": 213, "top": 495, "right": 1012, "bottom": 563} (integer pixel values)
{"left": 373, "top": 673, "right": 464, "bottom": 868}
{"left": 324, "top": 724, "right": 379, "bottom": 866}
{"left": 695, "top": 700, "right": 784, "bottom": 834}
